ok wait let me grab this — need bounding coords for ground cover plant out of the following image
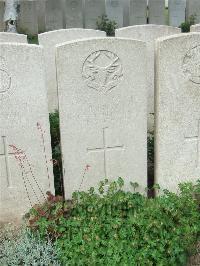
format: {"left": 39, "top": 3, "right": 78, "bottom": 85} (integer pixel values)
{"left": 0, "top": 225, "right": 60, "bottom": 265}
{"left": 27, "top": 178, "right": 200, "bottom": 266}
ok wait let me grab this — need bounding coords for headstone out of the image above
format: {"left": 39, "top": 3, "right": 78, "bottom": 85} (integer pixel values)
{"left": 0, "top": 32, "right": 27, "bottom": 43}
{"left": 169, "top": 0, "right": 186, "bottom": 27}
{"left": 116, "top": 25, "right": 181, "bottom": 132}
{"left": 37, "top": 0, "right": 46, "bottom": 33}
{"left": 0, "top": 1, "right": 5, "bottom": 32}
{"left": 191, "top": 23, "right": 200, "bottom": 32}
{"left": 18, "top": 0, "right": 38, "bottom": 35}
{"left": 155, "top": 33, "right": 200, "bottom": 192}
{"left": 85, "top": 0, "right": 105, "bottom": 29}
{"left": 45, "top": 0, "right": 64, "bottom": 31}
{"left": 39, "top": 29, "right": 106, "bottom": 112}
{"left": 105, "top": 0, "right": 124, "bottom": 28}
{"left": 186, "top": 0, "right": 200, "bottom": 23}
{"left": 129, "top": 0, "right": 147, "bottom": 25}
{"left": 65, "top": 0, "right": 83, "bottom": 28}
{"left": 56, "top": 38, "right": 147, "bottom": 198}
{"left": 148, "top": 0, "right": 166, "bottom": 25}
{"left": 0, "top": 43, "right": 54, "bottom": 223}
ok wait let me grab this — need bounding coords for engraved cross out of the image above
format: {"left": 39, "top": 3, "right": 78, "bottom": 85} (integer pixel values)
{"left": 185, "top": 119, "right": 200, "bottom": 168}
{"left": 0, "top": 136, "right": 15, "bottom": 187}
{"left": 87, "top": 127, "right": 124, "bottom": 177}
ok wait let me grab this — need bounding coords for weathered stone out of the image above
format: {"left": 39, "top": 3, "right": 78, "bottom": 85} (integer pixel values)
{"left": 39, "top": 29, "right": 106, "bottom": 112}
{"left": 148, "top": 0, "right": 166, "bottom": 25}
{"left": 65, "top": 0, "right": 83, "bottom": 28}
{"left": 115, "top": 25, "right": 180, "bottom": 132}
{"left": 191, "top": 24, "right": 200, "bottom": 32}
{"left": 37, "top": 0, "right": 46, "bottom": 33}
{"left": 56, "top": 38, "right": 147, "bottom": 198}
{"left": 155, "top": 33, "right": 200, "bottom": 192}
{"left": 169, "top": 0, "right": 186, "bottom": 27}
{"left": 105, "top": 0, "right": 124, "bottom": 28}
{"left": 186, "top": 0, "right": 200, "bottom": 23}
{"left": 85, "top": 0, "right": 105, "bottom": 29}
{"left": 0, "top": 43, "right": 54, "bottom": 223}
{"left": 129, "top": 0, "right": 147, "bottom": 25}
{"left": 0, "top": 1, "right": 5, "bottom": 32}
{"left": 0, "top": 32, "right": 27, "bottom": 43}
{"left": 18, "top": 0, "right": 38, "bottom": 35}
{"left": 45, "top": 0, "right": 64, "bottom": 31}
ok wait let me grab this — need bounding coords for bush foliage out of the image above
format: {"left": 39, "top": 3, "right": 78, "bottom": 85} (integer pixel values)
{"left": 28, "top": 178, "right": 200, "bottom": 265}
{"left": 96, "top": 14, "right": 117, "bottom": 36}
{"left": 180, "top": 15, "right": 196, "bottom": 32}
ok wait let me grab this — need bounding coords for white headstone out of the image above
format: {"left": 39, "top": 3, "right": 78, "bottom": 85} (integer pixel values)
{"left": 0, "top": 1, "right": 5, "bottom": 32}
{"left": 18, "top": 0, "right": 38, "bottom": 35}
{"left": 0, "top": 32, "right": 27, "bottom": 43}
{"left": 106, "top": 0, "right": 124, "bottom": 28}
{"left": 129, "top": 0, "right": 147, "bottom": 26}
{"left": 155, "top": 33, "right": 200, "bottom": 192}
{"left": 191, "top": 23, "right": 200, "bottom": 32}
{"left": 85, "top": 0, "right": 105, "bottom": 29}
{"left": 56, "top": 38, "right": 147, "bottom": 198}
{"left": 169, "top": 0, "right": 186, "bottom": 27}
{"left": 37, "top": 0, "right": 46, "bottom": 33}
{"left": 148, "top": 0, "right": 166, "bottom": 25}
{"left": 0, "top": 43, "right": 54, "bottom": 223}
{"left": 39, "top": 29, "right": 106, "bottom": 112}
{"left": 116, "top": 25, "right": 181, "bottom": 132}
{"left": 45, "top": 0, "right": 64, "bottom": 31}
{"left": 186, "top": 0, "right": 200, "bottom": 23}
{"left": 65, "top": 0, "right": 83, "bottom": 28}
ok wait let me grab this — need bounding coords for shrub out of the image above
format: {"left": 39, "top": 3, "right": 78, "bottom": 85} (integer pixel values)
{"left": 180, "top": 15, "right": 196, "bottom": 33}
{"left": 96, "top": 14, "right": 117, "bottom": 36}
{"left": 0, "top": 226, "right": 60, "bottom": 265}
{"left": 28, "top": 178, "right": 200, "bottom": 266}
{"left": 49, "top": 111, "right": 63, "bottom": 196}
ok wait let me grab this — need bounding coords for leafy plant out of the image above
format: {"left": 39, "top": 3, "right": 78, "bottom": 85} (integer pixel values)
{"left": 0, "top": 225, "right": 60, "bottom": 265}
{"left": 49, "top": 111, "right": 63, "bottom": 196}
{"left": 96, "top": 14, "right": 117, "bottom": 36}
{"left": 180, "top": 15, "right": 196, "bottom": 33}
{"left": 28, "top": 178, "right": 200, "bottom": 266}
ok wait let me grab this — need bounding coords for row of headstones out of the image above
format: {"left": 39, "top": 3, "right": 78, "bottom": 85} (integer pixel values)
{"left": 0, "top": 0, "right": 199, "bottom": 35}
{"left": 1, "top": 25, "right": 200, "bottom": 223}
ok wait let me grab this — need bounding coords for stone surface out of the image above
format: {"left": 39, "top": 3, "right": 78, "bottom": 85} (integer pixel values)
{"left": 105, "top": 0, "right": 124, "bottom": 28}
{"left": 0, "top": 1, "right": 4, "bottom": 32}
{"left": 39, "top": 29, "right": 106, "bottom": 112}
{"left": 155, "top": 33, "right": 200, "bottom": 192}
{"left": 56, "top": 38, "right": 147, "bottom": 198}
{"left": 148, "top": 0, "right": 166, "bottom": 25}
{"left": 37, "top": 0, "right": 46, "bottom": 33}
{"left": 0, "top": 33, "right": 27, "bottom": 43}
{"left": 169, "top": 0, "right": 186, "bottom": 27}
{"left": 115, "top": 25, "right": 180, "bottom": 132}
{"left": 0, "top": 43, "right": 54, "bottom": 223}
{"left": 65, "top": 0, "right": 83, "bottom": 28}
{"left": 129, "top": 0, "right": 147, "bottom": 25}
{"left": 18, "top": 0, "right": 38, "bottom": 35}
{"left": 191, "top": 24, "right": 200, "bottom": 32}
{"left": 85, "top": 0, "right": 105, "bottom": 29}
{"left": 186, "top": 0, "right": 200, "bottom": 23}
{"left": 45, "top": 0, "right": 64, "bottom": 31}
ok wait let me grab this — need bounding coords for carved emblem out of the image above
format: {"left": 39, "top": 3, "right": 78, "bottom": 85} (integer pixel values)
{"left": 82, "top": 50, "right": 123, "bottom": 93}
{"left": 182, "top": 45, "right": 200, "bottom": 84}
{"left": 0, "top": 56, "right": 12, "bottom": 100}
